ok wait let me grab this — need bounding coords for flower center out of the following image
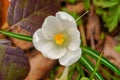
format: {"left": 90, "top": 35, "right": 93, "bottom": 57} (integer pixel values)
{"left": 54, "top": 33, "right": 65, "bottom": 45}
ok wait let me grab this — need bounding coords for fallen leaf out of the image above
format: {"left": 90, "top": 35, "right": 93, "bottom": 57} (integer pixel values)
{"left": 25, "top": 50, "right": 57, "bottom": 80}
{"left": 8, "top": 0, "right": 61, "bottom": 34}
{"left": 104, "top": 35, "right": 120, "bottom": 68}
{"left": 0, "top": 39, "right": 11, "bottom": 46}
{"left": 0, "top": 43, "right": 30, "bottom": 80}
{"left": 86, "top": 5, "right": 101, "bottom": 48}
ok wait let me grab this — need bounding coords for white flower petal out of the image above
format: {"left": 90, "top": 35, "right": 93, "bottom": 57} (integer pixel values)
{"left": 63, "top": 19, "right": 77, "bottom": 32}
{"left": 33, "top": 29, "right": 48, "bottom": 52}
{"left": 56, "top": 11, "right": 76, "bottom": 24}
{"left": 42, "top": 42, "right": 66, "bottom": 59}
{"left": 68, "top": 27, "right": 80, "bottom": 51}
{"left": 56, "top": 12, "right": 77, "bottom": 31}
{"left": 59, "top": 48, "right": 82, "bottom": 66}
{"left": 42, "top": 16, "right": 63, "bottom": 40}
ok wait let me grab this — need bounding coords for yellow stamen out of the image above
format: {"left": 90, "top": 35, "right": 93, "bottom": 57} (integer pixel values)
{"left": 54, "top": 33, "right": 64, "bottom": 45}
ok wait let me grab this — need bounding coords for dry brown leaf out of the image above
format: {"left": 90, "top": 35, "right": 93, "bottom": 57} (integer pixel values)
{"left": 79, "top": 24, "right": 87, "bottom": 46}
{"left": 0, "top": 34, "right": 6, "bottom": 39}
{"left": 25, "top": 50, "right": 57, "bottom": 80}
{"left": 86, "top": 5, "right": 101, "bottom": 41}
{"left": 86, "top": 5, "right": 101, "bottom": 48}
{"left": 104, "top": 35, "right": 120, "bottom": 68}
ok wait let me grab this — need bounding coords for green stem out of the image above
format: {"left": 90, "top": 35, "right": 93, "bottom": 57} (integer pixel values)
{"left": 0, "top": 30, "right": 32, "bottom": 42}
{"left": 76, "top": 10, "right": 89, "bottom": 22}
{"left": 89, "top": 53, "right": 102, "bottom": 80}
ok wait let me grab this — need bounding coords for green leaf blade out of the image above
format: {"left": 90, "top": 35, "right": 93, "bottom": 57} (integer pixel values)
{"left": 0, "top": 30, "right": 32, "bottom": 42}
{"left": 81, "top": 46, "right": 120, "bottom": 76}
{"left": 114, "top": 44, "right": 120, "bottom": 53}
{"left": 79, "top": 56, "right": 104, "bottom": 80}
{"left": 83, "top": 0, "right": 90, "bottom": 10}
{"left": 93, "top": 0, "right": 119, "bottom": 8}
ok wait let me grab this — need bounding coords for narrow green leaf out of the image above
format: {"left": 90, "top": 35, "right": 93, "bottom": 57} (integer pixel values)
{"left": 114, "top": 44, "right": 120, "bottom": 53}
{"left": 97, "top": 6, "right": 120, "bottom": 32}
{"left": 68, "top": 64, "right": 76, "bottom": 80}
{"left": 68, "top": 0, "right": 76, "bottom": 4}
{"left": 80, "top": 77, "right": 89, "bottom": 80}
{"left": 100, "top": 32, "right": 105, "bottom": 40}
{"left": 50, "top": 71, "right": 54, "bottom": 80}
{"left": 96, "top": 8, "right": 106, "bottom": 15}
{"left": 93, "top": 0, "right": 119, "bottom": 8}
{"left": 79, "top": 56, "right": 104, "bottom": 80}
{"left": 105, "top": 13, "right": 118, "bottom": 32}
{"left": 118, "top": 6, "right": 120, "bottom": 21}
{"left": 89, "top": 53, "right": 102, "bottom": 80}
{"left": 81, "top": 46, "right": 120, "bottom": 76}
{"left": 0, "top": 30, "right": 32, "bottom": 42}
{"left": 83, "top": 0, "right": 90, "bottom": 10}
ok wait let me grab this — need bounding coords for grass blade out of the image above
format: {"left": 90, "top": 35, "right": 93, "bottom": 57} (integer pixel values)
{"left": 0, "top": 30, "right": 32, "bottom": 42}
{"left": 79, "top": 56, "right": 104, "bottom": 80}
{"left": 81, "top": 46, "right": 120, "bottom": 75}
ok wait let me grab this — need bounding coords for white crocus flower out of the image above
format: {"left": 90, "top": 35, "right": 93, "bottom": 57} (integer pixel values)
{"left": 33, "top": 11, "right": 82, "bottom": 66}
